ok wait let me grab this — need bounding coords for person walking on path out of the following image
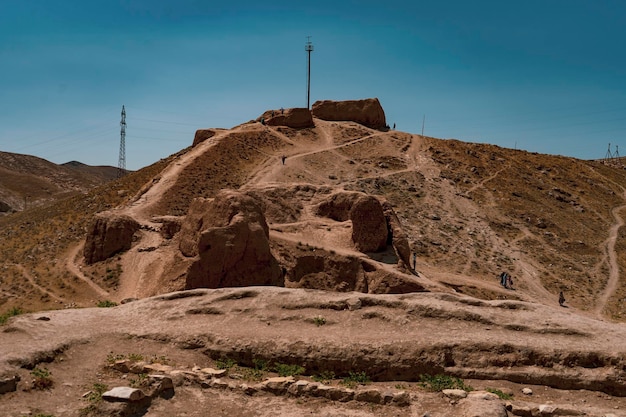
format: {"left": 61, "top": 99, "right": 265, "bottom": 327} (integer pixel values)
{"left": 499, "top": 272, "right": 508, "bottom": 288}
{"left": 412, "top": 252, "right": 417, "bottom": 270}
{"left": 559, "top": 291, "right": 566, "bottom": 307}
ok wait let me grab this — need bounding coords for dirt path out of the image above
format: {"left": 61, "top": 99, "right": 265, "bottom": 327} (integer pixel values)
{"left": 65, "top": 244, "right": 110, "bottom": 298}
{"left": 594, "top": 195, "right": 626, "bottom": 316}
{"left": 123, "top": 130, "right": 232, "bottom": 222}
{"left": 13, "top": 264, "right": 65, "bottom": 303}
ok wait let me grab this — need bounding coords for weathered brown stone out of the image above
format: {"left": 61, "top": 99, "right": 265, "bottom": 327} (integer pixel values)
{"left": 192, "top": 129, "right": 216, "bottom": 147}
{"left": 102, "top": 386, "right": 146, "bottom": 402}
{"left": 84, "top": 212, "right": 140, "bottom": 264}
{"left": 381, "top": 200, "right": 412, "bottom": 269}
{"left": 0, "top": 374, "right": 19, "bottom": 394}
{"left": 259, "top": 108, "right": 314, "bottom": 128}
{"left": 350, "top": 195, "right": 388, "bottom": 253}
{"left": 311, "top": 98, "right": 386, "bottom": 129}
{"left": 181, "top": 191, "right": 282, "bottom": 289}
{"left": 314, "top": 191, "right": 389, "bottom": 253}
{"left": 286, "top": 251, "right": 367, "bottom": 293}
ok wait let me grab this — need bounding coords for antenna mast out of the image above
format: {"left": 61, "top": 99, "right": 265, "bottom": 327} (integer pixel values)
{"left": 118, "top": 105, "right": 126, "bottom": 178}
{"left": 305, "top": 36, "right": 314, "bottom": 109}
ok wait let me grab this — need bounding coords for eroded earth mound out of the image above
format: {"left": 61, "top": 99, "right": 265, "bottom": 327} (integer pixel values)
{"left": 2, "top": 98, "right": 626, "bottom": 416}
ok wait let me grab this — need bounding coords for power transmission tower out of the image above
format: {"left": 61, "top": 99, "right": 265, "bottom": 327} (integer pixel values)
{"left": 305, "top": 36, "right": 314, "bottom": 109}
{"left": 605, "top": 143, "right": 612, "bottom": 163}
{"left": 118, "top": 105, "right": 126, "bottom": 178}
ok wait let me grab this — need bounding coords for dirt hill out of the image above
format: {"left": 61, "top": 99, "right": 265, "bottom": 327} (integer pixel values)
{"left": 0, "top": 151, "right": 120, "bottom": 214}
{"left": 1, "top": 99, "right": 626, "bottom": 416}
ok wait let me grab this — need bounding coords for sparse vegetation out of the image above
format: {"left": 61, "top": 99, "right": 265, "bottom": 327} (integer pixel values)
{"left": 216, "top": 358, "right": 237, "bottom": 370}
{"left": 105, "top": 352, "right": 146, "bottom": 364}
{"left": 106, "top": 353, "right": 126, "bottom": 364}
{"left": 241, "top": 367, "right": 264, "bottom": 381}
{"left": 419, "top": 374, "right": 473, "bottom": 392}
{"left": 252, "top": 358, "right": 269, "bottom": 371}
{"left": 487, "top": 387, "right": 513, "bottom": 400}
{"left": 0, "top": 306, "right": 22, "bottom": 325}
{"left": 96, "top": 300, "right": 118, "bottom": 308}
{"left": 313, "top": 370, "right": 336, "bottom": 384}
{"left": 130, "top": 373, "right": 148, "bottom": 388}
{"left": 104, "top": 264, "right": 122, "bottom": 285}
{"left": 31, "top": 366, "right": 53, "bottom": 390}
{"left": 340, "top": 371, "right": 371, "bottom": 388}
{"left": 149, "top": 354, "right": 172, "bottom": 365}
{"left": 273, "top": 363, "right": 305, "bottom": 377}
{"left": 80, "top": 382, "right": 108, "bottom": 416}
{"left": 313, "top": 315, "right": 326, "bottom": 326}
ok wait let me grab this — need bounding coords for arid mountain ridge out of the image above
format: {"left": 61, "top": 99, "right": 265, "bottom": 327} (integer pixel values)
{"left": 0, "top": 151, "right": 121, "bottom": 214}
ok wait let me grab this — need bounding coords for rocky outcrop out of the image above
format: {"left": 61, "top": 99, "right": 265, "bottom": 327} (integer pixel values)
{"left": 315, "top": 192, "right": 388, "bottom": 253}
{"left": 180, "top": 191, "right": 282, "bottom": 289}
{"left": 350, "top": 195, "right": 388, "bottom": 252}
{"left": 315, "top": 192, "right": 360, "bottom": 221}
{"left": 258, "top": 108, "right": 314, "bottom": 129}
{"left": 192, "top": 129, "right": 217, "bottom": 147}
{"left": 311, "top": 98, "right": 386, "bottom": 129}
{"left": 381, "top": 200, "right": 411, "bottom": 269}
{"left": 0, "top": 201, "right": 12, "bottom": 213}
{"left": 365, "top": 269, "right": 428, "bottom": 294}
{"left": 84, "top": 212, "right": 140, "bottom": 264}
{"left": 285, "top": 250, "right": 368, "bottom": 292}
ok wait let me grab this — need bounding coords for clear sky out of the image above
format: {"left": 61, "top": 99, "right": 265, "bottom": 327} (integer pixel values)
{"left": 1, "top": 0, "right": 625, "bottom": 170}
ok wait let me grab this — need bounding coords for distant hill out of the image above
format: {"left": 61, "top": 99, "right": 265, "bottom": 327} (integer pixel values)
{"left": 0, "top": 151, "right": 121, "bottom": 214}
{"left": 62, "top": 160, "right": 126, "bottom": 181}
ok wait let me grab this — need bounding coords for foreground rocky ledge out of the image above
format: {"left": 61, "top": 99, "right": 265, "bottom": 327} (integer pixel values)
{"left": 2, "top": 287, "right": 625, "bottom": 398}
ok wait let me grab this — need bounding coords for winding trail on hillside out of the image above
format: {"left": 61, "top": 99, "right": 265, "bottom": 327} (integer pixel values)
{"left": 594, "top": 196, "right": 626, "bottom": 317}
{"left": 65, "top": 244, "right": 110, "bottom": 298}
{"left": 13, "top": 264, "right": 65, "bottom": 303}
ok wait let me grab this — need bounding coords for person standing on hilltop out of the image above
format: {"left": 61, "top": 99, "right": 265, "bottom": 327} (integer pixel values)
{"left": 559, "top": 291, "right": 566, "bottom": 307}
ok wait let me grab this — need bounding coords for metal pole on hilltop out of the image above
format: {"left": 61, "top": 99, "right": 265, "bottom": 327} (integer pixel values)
{"left": 305, "top": 36, "right": 314, "bottom": 109}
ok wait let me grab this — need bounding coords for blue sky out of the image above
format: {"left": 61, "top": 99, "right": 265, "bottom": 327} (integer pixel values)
{"left": 1, "top": 0, "right": 625, "bottom": 170}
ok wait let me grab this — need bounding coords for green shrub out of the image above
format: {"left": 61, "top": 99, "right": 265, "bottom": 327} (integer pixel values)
{"left": 486, "top": 387, "right": 513, "bottom": 400}
{"left": 96, "top": 300, "right": 117, "bottom": 308}
{"left": 0, "top": 307, "right": 23, "bottom": 325}
{"left": 31, "top": 367, "right": 53, "bottom": 390}
{"left": 252, "top": 358, "right": 269, "bottom": 371}
{"left": 216, "top": 358, "right": 237, "bottom": 369}
{"left": 273, "top": 363, "right": 305, "bottom": 377}
{"left": 80, "top": 382, "right": 108, "bottom": 416}
{"left": 312, "top": 370, "right": 335, "bottom": 384}
{"left": 419, "top": 374, "right": 473, "bottom": 392}
{"left": 313, "top": 315, "right": 326, "bottom": 326}
{"left": 341, "top": 371, "right": 371, "bottom": 388}
{"left": 106, "top": 353, "right": 126, "bottom": 364}
{"left": 129, "top": 373, "right": 148, "bottom": 388}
